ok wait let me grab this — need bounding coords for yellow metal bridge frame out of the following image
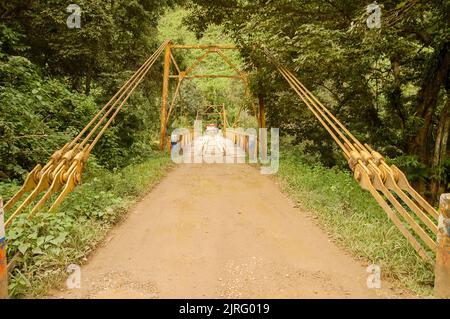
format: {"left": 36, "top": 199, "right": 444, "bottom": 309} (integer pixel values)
{"left": 0, "top": 40, "right": 449, "bottom": 298}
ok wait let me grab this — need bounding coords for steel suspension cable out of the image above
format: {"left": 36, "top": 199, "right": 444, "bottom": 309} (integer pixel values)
{"left": 277, "top": 67, "right": 350, "bottom": 156}
{"left": 87, "top": 41, "right": 168, "bottom": 153}
{"left": 3, "top": 40, "right": 171, "bottom": 226}
{"left": 284, "top": 68, "right": 369, "bottom": 153}
{"left": 260, "top": 46, "right": 438, "bottom": 262}
{"left": 80, "top": 40, "right": 170, "bottom": 149}
{"left": 260, "top": 47, "right": 359, "bottom": 156}
{"left": 67, "top": 40, "right": 170, "bottom": 150}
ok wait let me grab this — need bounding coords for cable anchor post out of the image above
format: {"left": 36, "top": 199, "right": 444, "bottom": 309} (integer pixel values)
{"left": 435, "top": 193, "right": 450, "bottom": 298}
{"left": 0, "top": 199, "right": 8, "bottom": 299}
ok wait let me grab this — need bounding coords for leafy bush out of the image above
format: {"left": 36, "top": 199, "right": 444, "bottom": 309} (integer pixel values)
{"left": 5, "top": 153, "right": 172, "bottom": 298}
{"left": 0, "top": 55, "right": 98, "bottom": 180}
{"left": 277, "top": 148, "right": 434, "bottom": 296}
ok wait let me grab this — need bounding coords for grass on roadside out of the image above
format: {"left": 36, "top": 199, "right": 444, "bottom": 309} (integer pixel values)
{"left": 1, "top": 146, "right": 436, "bottom": 297}
{"left": 276, "top": 148, "right": 434, "bottom": 297}
{"left": 1, "top": 152, "right": 173, "bottom": 298}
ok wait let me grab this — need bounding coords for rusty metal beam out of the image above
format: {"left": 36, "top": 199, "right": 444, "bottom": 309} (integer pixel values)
{"left": 215, "top": 49, "right": 244, "bottom": 77}
{"left": 0, "top": 199, "right": 7, "bottom": 299}
{"left": 435, "top": 193, "right": 450, "bottom": 298}
{"left": 185, "top": 50, "right": 210, "bottom": 76}
{"left": 160, "top": 44, "right": 172, "bottom": 150}
{"left": 170, "top": 52, "right": 181, "bottom": 75}
{"left": 171, "top": 44, "right": 237, "bottom": 50}
{"left": 166, "top": 78, "right": 183, "bottom": 127}
{"left": 170, "top": 74, "right": 243, "bottom": 79}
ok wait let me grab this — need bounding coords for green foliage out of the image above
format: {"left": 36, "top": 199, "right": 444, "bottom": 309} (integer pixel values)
{"left": 0, "top": 55, "right": 98, "bottom": 180}
{"left": 278, "top": 147, "right": 434, "bottom": 296}
{"left": 389, "top": 155, "right": 429, "bottom": 184}
{"left": 93, "top": 89, "right": 163, "bottom": 169}
{"left": 2, "top": 1, "right": 177, "bottom": 93}
{"left": 158, "top": 7, "right": 251, "bottom": 128}
{"left": 0, "top": 1, "right": 177, "bottom": 298}
{"left": 5, "top": 153, "right": 172, "bottom": 298}
{"left": 0, "top": 1, "right": 178, "bottom": 179}
{"left": 187, "top": 0, "right": 450, "bottom": 200}
{"left": 0, "top": 0, "right": 447, "bottom": 298}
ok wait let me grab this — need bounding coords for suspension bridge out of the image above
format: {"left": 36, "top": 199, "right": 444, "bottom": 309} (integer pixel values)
{"left": 0, "top": 40, "right": 449, "bottom": 298}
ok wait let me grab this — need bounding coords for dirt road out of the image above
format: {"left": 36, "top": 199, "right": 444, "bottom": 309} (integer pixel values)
{"left": 52, "top": 164, "right": 405, "bottom": 299}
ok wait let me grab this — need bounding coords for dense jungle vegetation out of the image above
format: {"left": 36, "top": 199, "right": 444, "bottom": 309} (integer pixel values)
{"left": 1, "top": 0, "right": 176, "bottom": 178}
{"left": 0, "top": 1, "right": 246, "bottom": 297}
{"left": 0, "top": 1, "right": 249, "bottom": 182}
{"left": 186, "top": 0, "right": 450, "bottom": 203}
{"left": 1, "top": 1, "right": 449, "bottom": 202}
{"left": 0, "top": 0, "right": 448, "bottom": 297}
{"left": 0, "top": 0, "right": 182, "bottom": 297}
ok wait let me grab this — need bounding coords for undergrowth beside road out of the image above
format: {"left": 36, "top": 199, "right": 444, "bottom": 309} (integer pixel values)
{"left": 0, "top": 152, "right": 172, "bottom": 298}
{"left": 277, "top": 147, "right": 434, "bottom": 297}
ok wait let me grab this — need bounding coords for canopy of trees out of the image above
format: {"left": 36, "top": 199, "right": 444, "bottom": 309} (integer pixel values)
{"left": 0, "top": 0, "right": 178, "bottom": 180}
{"left": 158, "top": 8, "right": 252, "bottom": 129}
{"left": 186, "top": 0, "right": 449, "bottom": 202}
{"left": 1, "top": 1, "right": 448, "bottom": 203}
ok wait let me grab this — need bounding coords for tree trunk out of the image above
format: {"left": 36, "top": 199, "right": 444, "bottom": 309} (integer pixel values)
{"left": 389, "top": 55, "right": 406, "bottom": 131}
{"left": 258, "top": 93, "right": 266, "bottom": 128}
{"left": 85, "top": 62, "right": 93, "bottom": 96}
{"left": 408, "top": 43, "right": 450, "bottom": 194}
{"left": 431, "top": 89, "right": 450, "bottom": 203}
{"left": 71, "top": 75, "right": 82, "bottom": 92}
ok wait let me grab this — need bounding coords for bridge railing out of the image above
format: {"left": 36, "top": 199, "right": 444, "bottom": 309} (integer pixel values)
{"left": 171, "top": 129, "right": 193, "bottom": 150}
{"left": 260, "top": 46, "right": 450, "bottom": 297}
{"left": 172, "top": 128, "right": 256, "bottom": 160}
{"left": 435, "top": 194, "right": 450, "bottom": 297}
{"left": 0, "top": 199, "right": 6, "bottom": 299}
{"left": 225, "top": 129, "right": 258, "bottom": 160}
{"left": 0, "top": 41, "right": 172, "bottom": 298}
{"left": 1, "top": 40, "right": 449, "bottom": 298}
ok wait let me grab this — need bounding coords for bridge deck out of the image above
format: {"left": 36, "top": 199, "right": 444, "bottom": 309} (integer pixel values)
{"left": 180, "top": 133, "right": 247, "bottom": 164}
{"left": 51, "top": 164, "right": 400, "bottom": 299}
